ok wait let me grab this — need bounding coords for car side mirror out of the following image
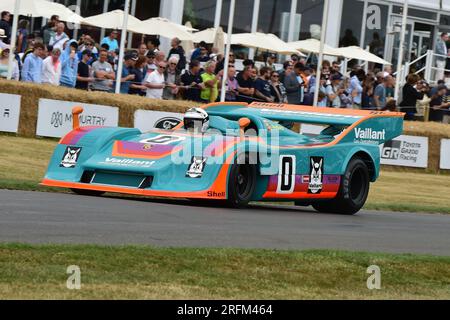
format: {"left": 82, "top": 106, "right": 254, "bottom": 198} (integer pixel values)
{"left": 239, "top": 117, "right": 251, "bottom": 140}
{"left": 72, "top": 106, "right": 84, "bottom": 130}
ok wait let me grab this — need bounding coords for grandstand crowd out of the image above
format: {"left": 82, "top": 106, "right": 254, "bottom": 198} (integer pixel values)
{"left": 0, "top": 12, "right": 449, "bottom": 123}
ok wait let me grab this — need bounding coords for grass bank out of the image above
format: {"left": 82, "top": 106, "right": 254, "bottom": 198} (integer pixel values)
{"left": 0, "top": 135, "right": 449, "bottom": 214}
{"left": 0, "top": 244, "right": 449, "bottom": 299}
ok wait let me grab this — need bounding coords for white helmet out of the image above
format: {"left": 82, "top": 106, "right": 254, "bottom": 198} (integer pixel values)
{"left": 183, "top": 108, "right": 209, "bottom": 133}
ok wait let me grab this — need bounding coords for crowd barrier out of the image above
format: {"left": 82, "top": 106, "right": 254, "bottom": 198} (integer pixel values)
{"left": 0, "top": 79, "right": 449, "bottom": 173}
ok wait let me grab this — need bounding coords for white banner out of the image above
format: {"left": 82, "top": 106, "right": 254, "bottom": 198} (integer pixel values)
{"left": 0, "top": 93, "right": 21, "bottom": 133}
{"left": 440, "top": 139, "right": 450, "bottom": 170}
{"left": 380, "top": 135, "right": 428, "bottom": 168}
{"left": 134, "top": 110, "right": 183, "bottom": 132}
{"left": 36, "top": 99, "right": 119, "bottom": 138}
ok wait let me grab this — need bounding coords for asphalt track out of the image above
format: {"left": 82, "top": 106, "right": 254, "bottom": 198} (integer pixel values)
{"left": 0, "top": 190, "right": 449, "bottom": 256}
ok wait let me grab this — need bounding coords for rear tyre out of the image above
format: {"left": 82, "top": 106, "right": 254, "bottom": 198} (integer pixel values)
{"left": 71, "top": 189, "right": 105, "bottom": 197}
{"left": 226, "top": 154, "right": 257, "bottom": 208}
{"left": 312, "top": 158, "right": 370, "bottom": 215}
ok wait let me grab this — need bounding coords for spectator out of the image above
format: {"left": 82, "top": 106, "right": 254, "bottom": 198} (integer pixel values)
{"left": 399, "top": 74, "right": 425, "bottom": 120}
{"left": 147, "top": 38, "right": 160, "bottom": 52}
{"left": 116, "top": 51, "right": 137, "bottom": 94}
{"left": 435, "top": 32, "right": 448, "bottom": 82}
{"left": 101, "top": 30, "right": 119, "bottom": 53}
{"left": 331, "top": 61, "right": 342, "bottom": 77}
{"left": 145, "top": 61, "right": 167, "bottom": 99}
{"left": 60, "top": 40, "right": 79, "bottom": 88}
{"left": 168, "top": 37, "right": 186, "bottom": 71}
{"left": 328, "top": 74, "right": 345, "bottom": 108}
{"left": 41, "top": 15, "right": 59, "bottom": 46}
{"left": 146, "top": 50, "right": 157, "bottom": 73}
{"left": 128, "top": 55, "right": 148, "bottom": 96}
{"left": 76, "top": 49, "right": 94, "bottom": 90}
{"left": 200, "top": 60, "right": 221, "bottom": 103}
{"left": 138, "top": 43, "right": 148, "bottom": 56}
{"left": 41, "top": 48, "right": 62, "bottom": 85}
{"left": 265, "top": 53, "right": 277, "bottom": 71}
{"left": 254, "top": 66, "right": 274, "bottom": 102}
{"left": 0, "top": 11, "right": 11, "bottom": 44}
{"left": 49, "top": 22, "right": 69, "bottom": 51}
{"left": 278, "top": 61, "right": 293, "bottom": 83}
{"left": 0, "top": 29, "right": 9, "bottom": 51}
{"left": 215, "top": 52, "right": 235, "bottom": 74}
{"left": 0, "top": 48, "right": 19, "bottom": 80}
{"left": 373, "top": 75, "right": 393, "bottom": 110}
{"left": 191, "top": 41, "right": 207, "bottom": 62}
{"left": 348, "top": 69, "right": 365, "bottom": 109}
{"left": 163, "top": 56, "right": 181, "bottom": 100}
{"left": 429, "top": 84, "right": 450, "bottom": 122}
{"left": 430, "top": 80, "right": 445, "bottom": 97}
{"left": 21, "top": 43, "right": 44, "bottom": 83}
{"left": 155, "top": 51, "right": 166, "bottom": 65}
{"left": 91, "top": 49, "right": 115, "bottom": 92}
{"left": 236, "top": 66, "right": 255, "bottom": 103}
{"left": 17, "top": 19, "right": 30, "bottom": 53}
{"left": 225, "top": 66, "right": 239, "bottom": 102}
{"left": 197, "top": 46, "right": 210, "bottom": 63}
{"left": 78, "top": 41, "right": 97, "bottom": 63}
{"left": 180, "top": 60, "right": 203, "bottom": 102}
{"left": 269, "top": 71, "right": 287, "bottom": 103}
{"left": 284, "top": 62, "right": 308, "bottom": 105}
{"left": 382, "top": 99, "right": 398, "bottom": 112}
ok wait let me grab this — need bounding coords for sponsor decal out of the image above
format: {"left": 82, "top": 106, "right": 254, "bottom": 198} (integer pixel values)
{"left": 186, "top": 157, "right": 207, "bottom": 178}
{"left": 140, "top": 135, "right": 186, "bottom": 145}
{"left": 207, "top": 191, "right": 226, "bottom": 198}
{"left": 101, "top": 158, "right": 155, "bottom": 168}
{"left": 354, "top": 128, "right": 386, "bottom": 144}
{"left": 277, "top": 155, "right": 296, "bottom": 194}
{"left": 154, "top": 117, "right": 181, "bottom": 130}
{"left": 308, "top": 157, "right": 323, "bottom": 194}
{"left": 381, "top": 140, "right": 401, "bottom": 160}
{"left": 301, "top": 175, "right": 310, "bottom": 183}
{"left": 142, "top": 144, "right": 153, "bottom": 150}
{"left": 60, "top": 147, "right": 82, "bottom": 168}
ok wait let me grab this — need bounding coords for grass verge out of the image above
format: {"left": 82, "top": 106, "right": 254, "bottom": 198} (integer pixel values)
{"left": 0, "top": 244, "right": 449, "bottom": 299}
{"left": 0, "top": 135, "right": 449, "bottom": 213}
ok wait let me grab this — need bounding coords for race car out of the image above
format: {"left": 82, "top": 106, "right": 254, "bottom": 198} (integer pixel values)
{"left": 41, "top": 102, "right": 404, "bottom": 215}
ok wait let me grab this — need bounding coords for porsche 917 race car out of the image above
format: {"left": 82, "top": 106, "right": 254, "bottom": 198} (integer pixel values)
{"left": 41, "top": 102, "right": 404, "bottom": 215}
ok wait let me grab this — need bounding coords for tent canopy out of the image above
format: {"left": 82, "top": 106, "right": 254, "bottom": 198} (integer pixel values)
{"left": 0, "top": 0, "right": 83, "bottom": 23}
{"left": 335, "top": 46, "right": 391, "bottom": 65}
{"left": 289, "top": 38, "right": 341, "bottom": 56}
{"left": 192, "top": 28, "right": 229, "bottom": 44}
{"left": 231, "top": 32, "right": 304, "bottom": 55}
{"left": 81, "top": 9, "right": 141, "bottom": 30}
{"left": 129, "top": 17, "right": 195, "bottom": 40}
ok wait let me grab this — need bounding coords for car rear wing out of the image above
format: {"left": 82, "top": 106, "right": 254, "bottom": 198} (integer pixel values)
{"left": 204, "top": 102, "right": 405, "bottom": 145}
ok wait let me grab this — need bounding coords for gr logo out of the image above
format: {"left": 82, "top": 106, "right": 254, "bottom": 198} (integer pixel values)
{"left": 382, "top": 140, "right": 401, "bottom": 160}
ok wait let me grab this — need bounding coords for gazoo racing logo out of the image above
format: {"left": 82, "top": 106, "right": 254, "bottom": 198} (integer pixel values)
{"left": 354, "top": 128, "right": 386, "bottom": 144}
{"left": 381, "top": 140, "right": 401, "bottom": 160}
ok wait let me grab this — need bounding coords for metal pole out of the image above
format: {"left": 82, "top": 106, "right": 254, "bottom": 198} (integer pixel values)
{"left": 115, "top": 0, "right": 131, "bottom": 94}
{"left": 100, "top": 0, "right": 110, "bottom": 41}
{"left": 394, "top": 0, "right": 408, "bottom": 101}
{"left": 313, "top": 0, "right": 330, "bottom": 106}
{"left": 73, "top": 0, "right": 82, "bottom": 40}
{"left": 287, "top": 0, "right": 297, "bottom": 42}
{"left": 220, "top": 0, "right": 236, "bottom": 102}
{"left": 127, "top": 0, "right": 137, "bottom": 49}
{"left": 214, "top": 0, "right": 223, "bottom": 29}
{"left": 248, "top": 0, "right": 260, "bottom": 60}
{"left": 7, "top": 0, "right": 21, "bottom": 80}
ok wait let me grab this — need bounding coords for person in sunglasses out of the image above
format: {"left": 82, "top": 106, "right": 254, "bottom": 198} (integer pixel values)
{"left": 145, "top": 61, "right": 168, "bottom": 99}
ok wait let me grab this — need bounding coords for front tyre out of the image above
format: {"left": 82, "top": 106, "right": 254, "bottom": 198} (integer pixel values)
{"left": 226, "top": 155, "right": 257, "bottom": 208}
{"left": 312, "top": 158, "right": 370, "bottom": 215}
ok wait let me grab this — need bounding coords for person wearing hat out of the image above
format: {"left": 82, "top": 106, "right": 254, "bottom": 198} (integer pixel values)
{"left": 76, "top": 49, "right": 94, "bottom": 90}
{"left": 0, "top": 12, "right": 11, "bottom": 44}
{"left": 328, "top": 73, "right": 345, "bottom": 108}
{"left": 0, "top": 28, "right": 9, "bottom": 51}
{"left": 146, "top": 50, "right": 157, "bottom": 73}
{"left": 0, "top": 48, "right": 19, "bottom": 80}
{"left": 265, "top": 53, "right": 277, "bottom": 71}
{"left": 115, "top": 51, "right": 137, "bottom": 94}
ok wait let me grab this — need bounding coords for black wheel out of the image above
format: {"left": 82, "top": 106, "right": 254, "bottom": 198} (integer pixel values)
{"left": 226, "top": 154, "right": 257, "bottom": 208}
{"left": 71, "top": 189, "right": 105, "bottom": 197}
{"left": 312, "top": 158, "right": 370, "bottom": 215}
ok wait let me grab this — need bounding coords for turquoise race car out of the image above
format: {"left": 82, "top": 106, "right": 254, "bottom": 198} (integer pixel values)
{"left": 42, "top": 102, "right": 404, "bottom": 215}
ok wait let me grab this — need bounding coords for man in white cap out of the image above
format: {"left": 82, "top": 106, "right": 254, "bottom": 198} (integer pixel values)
{"left": 0, "top": 29, "right": 10, "bottom": 51}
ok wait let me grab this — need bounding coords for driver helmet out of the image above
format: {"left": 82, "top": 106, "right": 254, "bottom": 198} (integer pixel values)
{"left": 183, "top": 107, "right": 209, "bottom": 133}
